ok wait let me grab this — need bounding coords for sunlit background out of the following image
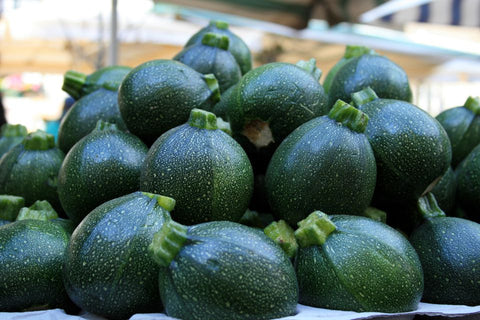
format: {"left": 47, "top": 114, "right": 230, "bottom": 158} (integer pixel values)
{"left": 1, "top": 0, "right": 480, "bottom": 133}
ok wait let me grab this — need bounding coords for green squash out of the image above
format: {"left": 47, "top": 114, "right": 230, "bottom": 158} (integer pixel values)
{"left": 455, "top": 143, "right": 480, "bottom": 219}
{"left": 58, "top": 121, "right": 148, "bottom": 224}
{"left": 118, "top": 59, "right": 220, "bottom": 144}
{"left": 0, "top": 131, "right": 64, "bottom": 213}
{"left": 186, "top": 20, "right": 252, "bottom": 75}
{"left": 352, "top": 88, "right": 451, "bottom": 206}
{"left": 63, "top": 192, "right": 174, "bottom": 319}
{"left": 140, "top": 109, "right": 253, "bottom": 225}
{"left": 62, "top": 65, "right": 131, "bottom": 100}
{"left": 212, "top": 83, "right": 236, "bottom": 119}
{"left": 225, "top": 59, "right": 328, "bottom": 172}
{"left": 436, "top": 96, "right": 480, "bottom": 167}
{"left": 328, "top": 51, "right": 412, "bottom": 107}
{"left": 0, "top": 205, "right": 70, "bottom": 311}
{"left": 266, "top": 100, "right": 376, "bottom": 226}
{"left": 295, "top": 211, "right": 423, "bottom": 312}
{"left": 149, "top": 219, "right": 298, "bottom": 320}
{"left": 323, "top": 45, "right": 376, "bottom": 94}
{"left": 0, "top": 124, "right": 27, "bottom": 158}
{"left": 58, "top": 86, "right": 127, "bottom": 154}
{"left": 0, "top": 195, "right": 24, "bottom": 221}
{"left": 431, "top": 166, "right": 456, "bottom": 215}
{"left": 175, "top": 33, "right": 242, "bottom": 93}
{"left": 410, "top": 193, "right": 480, "bottom": 305}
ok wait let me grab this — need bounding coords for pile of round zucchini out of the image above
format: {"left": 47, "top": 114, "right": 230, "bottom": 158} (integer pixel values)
{"left": 0, "top": 20, "right": 479, "bottom": 320}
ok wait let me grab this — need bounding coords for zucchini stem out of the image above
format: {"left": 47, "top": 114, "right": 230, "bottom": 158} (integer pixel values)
{"left": 351, "top": 87, "right": 379, "bottom": 107}
{"left": 149, "top": 220, "right": 188, "bottom": 267}
{"left": 0, "top": 195, "right": 25, "bottom": 221}
{"left": 328, "top": 100, "right": 369, "bottom": 133}
{"left": 417, "top": 193, "right": 446, "bottom": 220}
{"left": 264, "top": 220, "right": 298, "bottom": 258}
{"left": 464, "top": 96, "right": 480, "bottom": 115}
{"left": 62, "top": 70, "right": 88, "bottom": 99}
{"left": 295, "top": 211, "right": 336, "bottom": 247}
{"left": 202, "top": 33, "right": 230, "bottom": 50}
{"left": 1, "top": 124, "right": 27, "bottom": 138}
{"left": 22, "top": 130, "right": 55, "bottom": 151}
{"left": 16, "top": 200, "right": 59, "bottom": 221}
{"left": 142, "top": 192, "right": 176, "bottom": 212}
{"left": 188, "top": 108, "right": 218, "bottom": 130}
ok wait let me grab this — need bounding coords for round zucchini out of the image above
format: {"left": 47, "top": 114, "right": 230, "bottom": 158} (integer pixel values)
{"left": 266, "top": 100, "right": 376, "bottom": 226}
{"left": 58, "top": 121, "right": 148, "bottom": 224}
{"left": 436, "top": 96, "right": 480, "bottom": 167}
{"left": 63, "top": 192, "right": 174, "bottom": 319}
{"left": 295, "top": 211, "right": 423, "bottom": 312}
{"left": 140, "top": 109, "right": 253, "bottom": 225}
{"left": 0, "top": 131, "right": 64, "bottom": 213}
{"left": 0, "top": 124, "right": 27, "bottom": 158}
{"left": 410, "top": 193, "right": 480, "bottom": 305}
{"left": 118, "top": 59, "right": 220, "bottom": 144}
{"left": 58, "top": 87, "right": 127, "bottom": 154}
{"left": 186, "top": 20, "right": 252, "bottom": 75}
{"left": 175, "top": 33, "right": 242, "bottom": 93}
{"left": 352, "top": 88, "right": 451, "bottom": 206}
{"left": 62, "top": 65, "right": 131, "bottom": 100}
{"left": 0, "top": 195, "right": 24, "bottom": 221}
{"left": 455, "top": 143, "right": 480, "bottom": 219}
{"left": 149, "top": 219, "right": 298, "bottom": 320}
{"left": 431, "top": 166, "right": 456, "bottom": 215}
{"left": 328, "top": 52, "right": 412, "bottom": 107}
{"left": 0, "top": 211, "right": 70, "bottom": 311}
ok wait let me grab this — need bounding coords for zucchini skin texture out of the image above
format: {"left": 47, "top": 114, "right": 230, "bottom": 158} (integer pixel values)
{"left": 0, "top": 220, "right": 70, "bottom": 311}
{"left": 456, "top": 144, "right": 480, "bottom": 219}
{"left": 140, "top": 123, "right": 253, "bottom": 225}
{"left": 266, "top": 115, "right": 376, "bottom": 226}
{"left": 63, "top": 192, "right": 170, "bottom": 319}
{"left": 295, "top": 215, "right": 424, "bottom": 312}
{"left": 410, "top": 216, "right": 480, "bottom": 305}
{"left": 58, "top": 88, "right": 127, "bottom": 154}
{"left": 328, "top": 54, "right": 412, "bottom": 107}
{"left": 160, "top": 221, "right": 298, "bottom": 320}
{"left": 0, "top": 143, "right": 64, "bottom": 213}
{"left": 358, "top": 99, "right": 451, "bottom": 205}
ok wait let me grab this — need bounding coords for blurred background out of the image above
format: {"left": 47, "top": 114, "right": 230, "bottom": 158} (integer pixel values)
{"left": 1, "top": 0, "right": 480, "bottom": 133}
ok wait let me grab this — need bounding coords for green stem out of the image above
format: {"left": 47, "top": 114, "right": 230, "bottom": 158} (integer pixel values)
{"left": 211, "top": 20, "right": 229, "bottom": 30}
{"left": 344, "top": 45, "right": 376, "bottom": 59}
{"left": 351, "top": 87, "right": 379, "bottom": 107}
{"left": 1, "top": 124, "right": 28, "bottom": 138}
{"left": 0, "top": 195, "right": 25, "bottom": 221}
{"left": 203, "top": 74, "right": 221, "bottom": 104}
{"left": 216, "top": 117, "right": 232, "bottom": 136}
{"left": 294, "top": 211, "right": 336, "bottom": 248}
{"left": 264, "top": 220, "right": 298, "bottom": 258}
{"left": 328, "top": 100, "right": 369, "bottom": 133}
{"left": 362, "top": 207, "right": 387, "bottom": 223}
{"left": 16, "top": 200, "right": 58, "bottom": 221}
{"left": 148, "top": 220, "right": 188, "bottom": 267}
{"left": 62, "top": 70, "right": 88, "bottom": 99}
{"left": 93, "top": 120, "right": 119, "bottom": 132}
{"left": 188, "top": 108, "right": 218, "bottom": 130}
{"left": 22, "top": 130, "right": 55, "bottom": 150}
{"left": 142, "top": 192, "right": 176, "bottom": 212}
{"left": 202, "top": 33, "right": 229, "bottom": 50}
{"left": 417, "top": 193, "right": 446, "bottom": 220}
{"left": 464, "top": 96, "right": 480, "bottom": 115}
{"left": 296, "top": 58, "right": 322, "bottom": 82}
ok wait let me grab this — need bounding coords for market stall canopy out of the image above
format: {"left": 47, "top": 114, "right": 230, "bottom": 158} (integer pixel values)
{"left": 155, "top": 0, "right": 480, "bottom": 29}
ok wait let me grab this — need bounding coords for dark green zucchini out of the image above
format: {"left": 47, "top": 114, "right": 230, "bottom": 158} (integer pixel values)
{"left": 328, "top": 50, "right": 412, "bottom": 107}
{"left": 295, "top": 211, "right": 423, "bottom": 312}
{"left": 352, "top": 88, "right": 451, "bottom": 206}
{"left": 58, "top": 86, "right": 127, "bottom": 154}
{"left": 186, "top": 20, "right": 252, "bottom": 75}
{"left": 0, "top": 131, "right": 64, "bottom": 213}
{"left": 323, "top": 45, "right": 375, "bottom": 93}
{"left": 266, "top": 100, "right": 376, "bottom": 226}
{"left": 118, "top": 59, "right": 220, "bottom": 144}
{"left": 225, "top": 59, "right": 328, "bottom": 172}
{"left": 455, "top": 143, "right": 480, "bottom": 219}
{"left": 0, "top": 195, "right": 24, "bottom": 221}
{"left": 0, "top": 124, "right": 27, "bottom": 158}
{"left": 0, "top": 206, "right": 70, "bottom": 311}
{"left": 436, "top": 96, "right": 480, "bottom": 167}
{"left": 174, "top": 33, "right": 242, "bottom": 93}
{"left": 63, "top": 192, "right": 174, "bottom": 319}
{"left": 62, "top": 65, "right": 131, "bottom": 99}
{"left": 140, "top": 109, "right": 253, "bottom": 225}
{"left": 431, "top": 166, "right": 456, "bottom": 215}
{"left": 58, "top": 121, "right": 148, "bottom": 224}
{"left": 149, "top": 219, "right": 298, "bottom": 320}
{"left": 410, "top": 193, "right": 480, "bottom": 305}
